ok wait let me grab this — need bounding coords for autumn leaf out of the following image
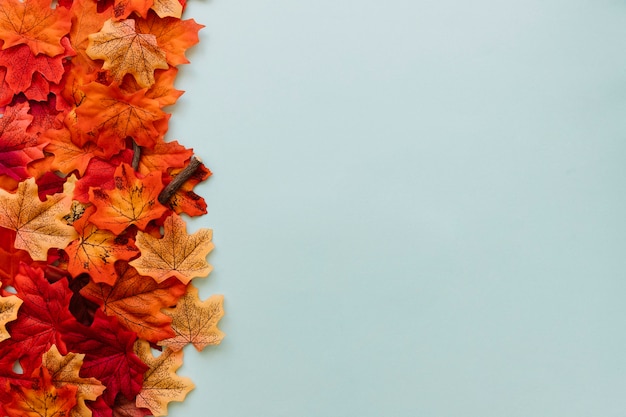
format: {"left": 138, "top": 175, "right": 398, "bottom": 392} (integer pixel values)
{"left": 65, "top": 205, "right": 140, "bottom": 285}
{"left": 134, "top": 340, "right": 194, "bottom": 416}
{"left": 0, "top": 43, "right": 65, "bottom": 97}
{"left": 80, "top": 262, "right": 187, "bottom": 342}
{"left": 86, "top": 18, "right": 168, "bottom": 88}
{"left": 121, "top": 66, "right": 183, "bottom": 107}
{"left": 0, "top": 291, "right": 22, "bottom": 342}
{"left": 0, "top": 263, "right": 76, "bottom": 371}
{"left": 89, "top": 163, "right": 167, "bottom": 235}
{"left": 67, "top": 0, "right": 113, "bottom": 71}
{"left": 76, "top": 82, "right": 166, "bottom": 155}
{"left": 42, "top": 345, "right": 106, "bottom": 417}
{"left": 165, "top": 161, "right": 211, "bottom": 217}
{"left": 0, "top": 102, "right": 46, "bottom": 182}
{"left": 73, "top": 149, "right": 133, "bottom": 203}
{"left": 159, "top": 285, "right": 224, "bottom": 351}
{"left": 151, "top": 0, "right": 182, "bottom": 19}
{"left": 136, "top": 139, "right": 192, "bottom": 176}
{"left": 0, "top": 227, "right": 33, "bottom": 287}
{"left": 0, "top": 176, "right": 78, "bottom": 261}
{"left": 0, "top": 0, "right": 71, "bottom": 57}
{"left": 130, "top": 213, "right": 213, "bottom": 284}
{"left": 44, "top": 128, "right": 104, "bottom": 176}
{"left": 61, "top": 311, "right": 148, "bottom": 407}
{"left": 4, "top": 367, "right": 78, "bottom": 417}
{"left": 110, "top": 0, "right": 154, "bottom": 20}
{"left": 135, "top": 11, "right": 203, "bottom": 66}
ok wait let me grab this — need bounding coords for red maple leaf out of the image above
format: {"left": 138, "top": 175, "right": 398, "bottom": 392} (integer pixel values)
{"left": 73, "top": 149, "right": 133, "bottom": 203}
{"left": 61, "top": 310, "right": 148, "bottom": 407}
{"left": 0, "top": 263, "right": 76, "bottom": 371}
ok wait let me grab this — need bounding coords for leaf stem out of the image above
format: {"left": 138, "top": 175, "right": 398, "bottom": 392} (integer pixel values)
{"left": 158, "top": 156, "right": 202, "bottom": 205}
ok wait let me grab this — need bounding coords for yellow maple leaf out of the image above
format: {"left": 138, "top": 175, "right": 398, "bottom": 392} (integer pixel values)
{"left": 130, "top": 213, "right": 214, "bottom": 284}
{"left": 42, "top": 345, "right": 106, "bottom": 417}
{"left": 0, "top": 292, "right": 22, "bottom": 342}
{"left": 0, "top": 177, "right": 78, "bottom": 261}
{"left": 158, "top": 285, "right": 225, "bottom": 352}
{"left": 134, "top": 340, "right": 194, "bottom": 416}
{"left": 86, "top": 18, "right": 168, "bottom": 88}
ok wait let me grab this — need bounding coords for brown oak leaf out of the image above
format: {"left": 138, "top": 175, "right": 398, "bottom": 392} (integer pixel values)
{"left": 130, "top": 213, "right": 213, "bottom": 284}
{"left": 86, "top": 18, "right": 168, "bottom": 88}
{"left": 158, "top": 284, "right": 225, "bottom": 352}
{"left": 134, "top": 340, "right": 194, "bottom": 416}
{"left": 0, "top": 176, "right": 78, "bottom": 261}
{"left": 42, "top": 345, "right": 106, "bottom": 417}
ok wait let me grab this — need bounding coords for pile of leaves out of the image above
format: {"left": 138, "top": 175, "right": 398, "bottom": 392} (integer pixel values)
{"left": 0, "top": 0, "right": 225, "bottom": 415}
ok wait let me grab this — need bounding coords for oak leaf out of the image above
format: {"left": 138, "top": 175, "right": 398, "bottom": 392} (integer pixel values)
{"left": 0, "top": 291, "right": 22, "bottom": 342}
{"left": 86, "top": 18, "right": 168, "bottom": 88}
{"left": 130, "top": 213, "right": 214, "bottom": 284}
{"left": 65, "top": 205, "right": 140, "bottom": 285}
{"left": 158, "top": 285, "right": 225, "bottom": 352}
{"left": 135, "top": 12, "right": 203, "bottom": 66}
{"left": 42, "top": 345, "right": 106, "bottom": 417}
{"left": 0, "top": 0, "right": 71, "bottom": 57}
{"left": 80, "top": 262, "right": 187, "bottom": 342}
{"left": 0, "top": 176, "right": 78, "bottom": 261}
{"left": 89, "top": 163, "right": 167, "bottom": 235}
{"left": 4, "top": 367, "right": 78, "bottom": 417}
{"left": 134, "top": 340, "right": 194, "bottom": 416}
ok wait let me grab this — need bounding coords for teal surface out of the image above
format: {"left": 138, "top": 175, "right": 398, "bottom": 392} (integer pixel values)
{"left": 171, "top": 0, "right": 626, "bottom": 415}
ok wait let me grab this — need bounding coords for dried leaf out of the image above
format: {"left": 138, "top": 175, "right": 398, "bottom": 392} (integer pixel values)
{"left": 134, "top": 340, "right": 194, "bottom": 416}
{"left": 159, "top": 285, "right": 224, "bottom": 352}
{"left": 130, "top": 213, "right": 214, "bottom": 284}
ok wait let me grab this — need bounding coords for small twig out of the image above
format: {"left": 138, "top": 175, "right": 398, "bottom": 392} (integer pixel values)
{"left": 131, "top": 140, "right": 141, "bottom": 170}
{"left": 158, "top": 156, "right": 202, "bottom": 205}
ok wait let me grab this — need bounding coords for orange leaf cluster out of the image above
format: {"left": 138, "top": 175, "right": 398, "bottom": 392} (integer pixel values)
{"left": 0, "top": 0, "right": 224, "bottom": 415}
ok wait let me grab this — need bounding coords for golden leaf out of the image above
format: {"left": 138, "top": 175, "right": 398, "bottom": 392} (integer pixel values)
{"left": 0, "top": 177, "right": 78, "bottom": 261}
{"left": 158, "top": 285, "right": 225, "bottom": 352}
{"left": 86, "top": 18, "right": 168, "bottom": 88}
{"left": 42, "top": 345, "right": 106, "bottom": 417}
{"left": 0, "top": 292, "right": 22, "bottom": 342}
{"left": 130, "top": 213, "right": 213, "bottom": 284}
{"left": 134, "top": 340, "right": 194, "bottom": 416}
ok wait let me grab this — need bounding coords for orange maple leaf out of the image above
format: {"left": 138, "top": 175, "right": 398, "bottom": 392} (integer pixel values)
{"left": 86, "top": 18, "right": 168, "bottom": 88}
{"left": 80, "top": 262, "right": 187, "bottom": 342}
{"left": 76, "top": 81, "right": 166, "bottom": 155}
{"left": 134, "top": 340, "right": 194, "bottom": 416}
{"left": 42, "top": 345, "right": 106, "bottom": 417}
{"left": 44, "top": 128, "right": 104, "bottom": 176}
{"left": 4, "top": 367, "right": 78, "bottom": 417}
{"left": 89, "top": 163, "right": 167, "bottom": 235}
{"left": 120, "top": 66, "right": 183, "bottom": 107}
{"left": 137, "top": 139, "right": 192, "bottom": 176}
{"left": 0, "top": 177, "right": 77, "bottom": 261}
{"left": 0, "top": 0, "right": 71, "bottom": 57}
{"left": 0, "top": 292, "right": 22, "bottom": 342}
{"left": 130, "top": 213, "right": 213, "bottom": 284}
{"left": 135, "top": 11, "right": 203, "bottom": 66}
{"left": 65, "top": 205, "right": 139, "bottom": 285}
{"left": 67, "top": 0, "right": 113, "bottom": 71}
{"left": 158, "top": 284, "right": 225, "bottom": 352}
{"left": 111, "top": 0, "right": 154, "bottom": 20}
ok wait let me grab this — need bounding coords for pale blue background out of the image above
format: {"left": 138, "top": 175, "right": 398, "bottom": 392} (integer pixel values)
{"left": 167, "top": 0, "right": 626, "bottom": 415}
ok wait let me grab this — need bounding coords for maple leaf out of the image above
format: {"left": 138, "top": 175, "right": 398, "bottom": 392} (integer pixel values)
{"left": 151, "top": 0, "right": 182, "bottom": 19}
{"left": 130, "top": 213, "right": 214, "bottom": 284}
{"left": 73, "top": 149, "right": 133, "bottom": 203}
{"left": 4, "top": 367, "right": 78, "bottom": 417}
{"left": 135, "top": 11, "right": 203, "bottom": 66}
{"left": 61, "top": 311, "right": 149, "bottom": 407}
{"left": 0, "top": 43, "right": 64, "bottom": 97}
{"left": 89, "top": 163, "right": 167, "bottom": 235}
{"left": 136, "top": 139, "right": 192, "bottom": 176}
{"left": 65, "top": 205, "right": 140, "bottom": 285}
{"left": 0, "top": 102, "right": 46, "bottom": 182}
{"left": 165, "top": 161, "right": 211, "bottom": 217}
{"left": 86, "top": 18, "right": 168, "bottom": 88}
{"left": 159, "top": 284, "right": 224, "bottom": 352}
{"left": 0, "top": 263, "right": 76, "bottom": 371}
{"left": 111, "top": 394, "right": 151, "bottom": 417}
{"left": 0, "top": 0, "right": 71, "bottom": 57}
{"left": 134, "top": 340, "right": 194, "bottom": 416}
{"left": 42, "top": 345, "right": 106, "bottom": 417}
{"left": 121, "top": 66, "right": 183, "bottom": 107}
{"left": 0, "top": 227, "right": 33, "bottom": 287}
{"left": 44, "top": 128, "right": 105, "bottom": 176}
{"left": 76, "top": 82, "right": 166, "bottom": 155}
{"left": 110, "top": 0, "right": 154, "bottom": 20}
{"left": 80, "top": 262, "right": 186, "bottom": 342}
{"left": 0, "top": 176, "right": 78, "bottom": 261}
{"left": 0, "top": 292, "right": 22, "bottom": 342}
{"left": 67, "top": 0, "right": 113, "bottom": 71}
